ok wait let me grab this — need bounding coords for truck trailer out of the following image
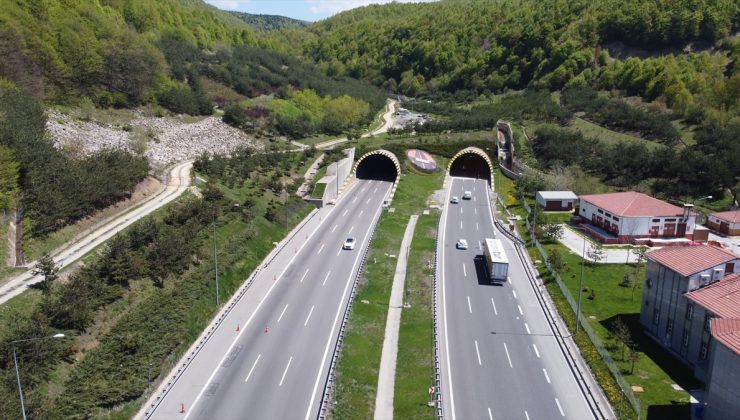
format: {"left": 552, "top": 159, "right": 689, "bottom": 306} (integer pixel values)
{"left": 483, "top": 238, "right": 509, "bottom": 284}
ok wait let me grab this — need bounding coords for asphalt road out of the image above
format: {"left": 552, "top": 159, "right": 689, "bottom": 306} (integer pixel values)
{"left": 0, "top": 160, "right": 193, "bottom": 305}
{"left": 146, "top": 178, "right": 393, "bottom": 420}
{"left": 438, "top": 177, "right": 596, "bottom": 420}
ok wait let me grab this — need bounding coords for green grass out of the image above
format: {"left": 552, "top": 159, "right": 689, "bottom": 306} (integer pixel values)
{"left": 496, "top": 169, "right": 699, "bottom": 419}
{"left": 332, "top": 162, "right": 445, "bottom": 419}
{"left": 571, "top": 117, "right": 666, "bottom": 150}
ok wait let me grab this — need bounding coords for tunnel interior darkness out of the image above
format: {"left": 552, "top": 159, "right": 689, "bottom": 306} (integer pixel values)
{"left": 355, "top": 154, "right": 398, "bottom": 181}
{"left": 449, "top": 153, "right": 491, "bottom": 181}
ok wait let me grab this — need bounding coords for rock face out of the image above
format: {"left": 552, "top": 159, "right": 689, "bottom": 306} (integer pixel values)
{"left": 47, "top": 110, "right": 263, "bottom": 167}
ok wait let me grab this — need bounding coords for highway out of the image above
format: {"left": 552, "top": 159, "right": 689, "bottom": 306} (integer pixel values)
{"left": 438, "top": 177, "right": 597, "bottom": 420}
{"left": 0, "top": 160, "right": 193, "bottom": 305}
{"left": 144, "top": 178, "right": 393, "bottom": 419}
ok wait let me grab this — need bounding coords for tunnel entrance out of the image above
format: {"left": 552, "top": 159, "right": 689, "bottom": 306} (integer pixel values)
{"left": 448, "top": 152, "right": 491, "bottom": 181}
{"left": 355, "top": 153, "right": 398, "bottom": 182}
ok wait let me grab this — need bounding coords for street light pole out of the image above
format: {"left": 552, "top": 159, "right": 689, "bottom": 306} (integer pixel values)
{"left": 11, "top": 333, "right": 65, "bottom": 420}
{"left": 576, "top": 233, "right": 586, "bottom": 335}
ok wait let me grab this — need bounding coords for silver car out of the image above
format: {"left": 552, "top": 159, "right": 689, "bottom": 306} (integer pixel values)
{"left": 456, "top": 239, "right": 468, "bottom": 249}
{"left": 343, "top": 237, "right": 356, "bottom": 250}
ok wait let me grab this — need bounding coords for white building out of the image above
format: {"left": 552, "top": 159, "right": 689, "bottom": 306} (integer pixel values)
{"left": 535, "top": 191, "right": 577, "bottom": 212}
{"left": 577, "top": 191, "right": 696, "bottom": 244}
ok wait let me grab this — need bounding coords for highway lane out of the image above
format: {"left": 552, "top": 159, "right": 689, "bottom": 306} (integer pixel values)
{"left": 0, "top": 160, "right": 193, "bottom": 305}
{"left": 439, "top": 177, "right": 595, "bottom": 420}
{"left": 147, "top": 178, "right": 393, "bottom": 419}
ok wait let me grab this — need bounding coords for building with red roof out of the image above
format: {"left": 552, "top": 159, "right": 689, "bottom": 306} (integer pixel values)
{"left": 706, "top": 209, "right": 740, "bottom": 236}
{"left": 701, "top": 303, "right": 740, "bottom": 419}
{"left": 577, "top": 191, "right": 697, "bottom": 244}
{"left": 640, "top": 246, "right": 739, "bottom": 382}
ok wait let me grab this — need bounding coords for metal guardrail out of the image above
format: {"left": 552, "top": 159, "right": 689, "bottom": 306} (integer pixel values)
{"left": 142, "top": 208, "right": 321, "bottom": 419}
{"left": 432, "top": 211, "right": 444, "bottom": 419}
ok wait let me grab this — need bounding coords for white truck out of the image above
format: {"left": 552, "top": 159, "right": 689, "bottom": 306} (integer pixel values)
{"left": 483, "top": 238, "right": 508, "bottom": 284}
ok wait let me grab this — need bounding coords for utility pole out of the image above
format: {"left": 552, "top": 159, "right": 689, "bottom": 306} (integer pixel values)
{"left": 576, "top": 233, "right": 586, "bottom": 335}
{"left": 213, "top": 208, "right": 219, "bottom": 307}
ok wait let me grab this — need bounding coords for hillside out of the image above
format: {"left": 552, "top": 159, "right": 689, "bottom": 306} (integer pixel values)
{"left": 229, "top": 11, "right": 308, "bottom": 31}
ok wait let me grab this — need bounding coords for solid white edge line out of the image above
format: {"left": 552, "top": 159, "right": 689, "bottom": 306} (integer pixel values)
{"left": 304, "top": 305, "right": 315, "bottom": 326}
{"left": 467, "top": 296, "right": 472, "bottom": 313}
{"left": 304, "top": 183, "right": 389, "bottom": 420}
{"left": 277, "top": 304, "right": 289, "bottom": 323}
{"left": 543, "top": 368, "right": 551, "bottom": 384}
{"left": 555, "top": 397, "right": 565, "bottom": 416}
{"left": 181, "top": 182, "right": 352, "bottom": 420}
{"left": 491, "top": 297, "right": 498, "bottom": 315}
{"left": 503, "top": 342, "right": 513, "bottom": 368}
{"left": 300, "top": 269, "right": 309, "bottom": 284}
{"left": 279, "top": 356, "right": 293, "bottom": 387}
{"left": 322, "top": 271, "right": 331, "bottom": 286}
{"left": 441, "top": 178, "right": 457, "bottom": 420}
{"left": 244, "top": 354, "right": 261, "bottom": 383}
{"left": 474, "top": 340, "right": 482, "bottom": 366}
{"left": 533, "top": 344, "right": 540, "bottom": 358}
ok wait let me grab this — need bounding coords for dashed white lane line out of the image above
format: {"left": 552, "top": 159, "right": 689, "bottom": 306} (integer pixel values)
{"left": 488, "top": 407, "right": 493, "bottom": 420}
{"left": 533, "top": 344, "right": 540, "bottom": 358}
{"left": 336, "top": 248, "right": 342, "bottom": 256}
{"left": 244, "top": 354, "right": 261, "bottom": 383}
{"left": 503, "top": 342, "right": 513, "bottom": 368}
{"left": 317, "top": 243, "right": 325, "bottom": 255}
{"left": 373, "top": 187, "right": 378, "bottom": 194}
{"left": 475, "top": 207, "right": 477, "bottom": 215}
{"left": 359, "top": 210, "right": 364, "bottom": 217}
{"left": 322, "top": 271, "right": 331, "bottom": 286}
{"left": 304, "top": 305, "right": 315, "bottom": 326}
{"left": 474, "top": 340, "right": 482, "bottom": 365}
{"left": 342, "top": 209, "right": 348, "bottom": 216}
{"left": 279, "top": 356, "right": 293, "bottom": 387}
{"left": 463, "top": 264, "right": 467, "bottom": 277}
{"left": 525, "top": 411, "right": 530, "bottom": 420}
{"left": 555, "top": 398, "right": 565, "bottom": 416}
{"left": 543, "top": 368, "right": 551, "bottom": 384}
{"left": 331, "top": 224, "right": 338, "bottom": 233}
{"left": 491, "top": 298, "right": 498, "bottom": 315}
{"left": 460, "top": 207, "right": 463, "bottom": 215}
{"left": 525, "top": 323, "right": 531, "bottom": 334}
{"left": 467, "top": 296, "right": 472, "bottom": 313}
{"left": 349, "top": 225, "right": 355, "bottom": 234}
{"left": 460, "top": 220, "right": 463, "bottom": 229}
{"left": 300, "top": 269, "right": 309, "bottom": 283}
{"left": 277, "top": 304, "right": 289, "bottom": 323}
{"left": 517, "top": 304, "right": 523, "bottom": 315}
{"left": 352, "top": 196, "right": 357, "bottom": 203}
{"left": 366, "top": 198, "right": 371, "bottom": 204}
{"left": 476, "top": 222, "right": 479, "bottom": 230}
{"left": 512, "top": 289, "right": 517, "bottom": 299}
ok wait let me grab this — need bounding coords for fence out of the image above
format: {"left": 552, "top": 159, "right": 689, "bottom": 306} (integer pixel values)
{"left": 520, "top": 201, "right": 641, "bottom": 418}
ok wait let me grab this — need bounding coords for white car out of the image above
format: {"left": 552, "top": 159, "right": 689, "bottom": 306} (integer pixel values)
{"left": 462, "top": 191, "right": 472, "bottom": 200}
{"left": 343, "top": 237, "right": 356, "bottom": 250}
{"left": 456, "top": 239, "right": 468, "bottom": 249}
{"left": 451, "top": 196, "right": 459, "bottom": 204}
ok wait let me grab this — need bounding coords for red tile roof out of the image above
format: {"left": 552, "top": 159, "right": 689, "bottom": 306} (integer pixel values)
{"left": 711, "top": 318, "right": 740, "bottom": 356}
{"left": 647, "top": 245, "right": 738, "bottom": 277}
{"left": 579, "top": 191, "right": 686, "bottom": 217}
{"left": 686, "top": 273, "right": 740, "bottom": 319}
{"left": 711, "top": 210, "right": 740, "bottom": 224}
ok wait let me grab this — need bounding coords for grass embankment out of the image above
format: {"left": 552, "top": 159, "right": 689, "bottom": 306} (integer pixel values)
{"left": 571, "top": 117, "right": 666, "bottom": 150}
{"left": 332, "top": 161, "right": 445, "bottom": 419}
{"left": 496, "top": 169, "right": 698, "bottom": 420}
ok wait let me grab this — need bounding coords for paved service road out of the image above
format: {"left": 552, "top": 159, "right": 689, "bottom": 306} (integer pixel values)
{"left": 438, "top": 177, "right": 596, "bottom": 420}
{"left": 0, "top": 160, "right": 193, "bottom": 305}
{"left": 145, "top": 179, "right": 393, "bottom": 420}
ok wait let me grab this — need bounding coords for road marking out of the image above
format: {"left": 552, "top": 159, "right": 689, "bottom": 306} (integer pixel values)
{"left": 475, "top": 208, "right": 477, "bottom": 215}
{"left": 366, "top": 198, "right": 371, "bottom": 204}
{"left": 279, "top": 356, "right": 293, "bottom": 387}
{"left": 304, "top": 305, "right": 315, "bottom": 326}
{"left": 533, "top": 344, "right": 540, "bottom": 358}
{"left": 476, "top": 222, "right": 479, "bottom": 230}
{"left": 512, "top": 290, "right": 517, "bottom": 299}
{"left": 525, "top": 323, "right": 531, "bottom": 334}
{"left": 555, "top": 398, "right": 564, "bottom": 416}
{"left": 488, "top": 407, "right": 493, "bottom": 420}
{"left": 474, "top": 196, "right": 476, "bottom": 202}
{"left": 332, "top": 224, "right": 338, "bottom": 232}
{"left": 503, "top": 342, "right": 513, "bottom": 368}
{"left": 463, "top": 264, "right": 467, "bottom": 277}
{"left": 373, "top": 187, "right": 378, "bottom": 194}
{"left": 525, "top": 411, "right": 530, "bottom": 420}
{"left": 460, "top": 220, "right": 463, "bottom": 229}
{"left": 300, "top": 269, "right": 309, "bottom": 283}
{"left": 543, "top": 368, "right": 551, "bottom": 384}
{"left": 474, "top": 340, "right": 482, "bottom": 365}
{"left": 336, "top": 248, "right": 342, "bottom": 256}
{"left": 278, "top": 304, "right": 289, "bottom": 323}
{"left": 491, "top": 298, "right": 498, "bottom": 315}
{"left": 460, "top": 207, "right": 463, "bottom": 215}
{"left": 467, "top": 296, "right": 472, "bottom": 313}
{"left": 322, "top": 271, "right": 331, "bottom": 286}
{"left": 352, "top": 196, "right": 357, "bottom": 203}
{"left": 349, "top": 225, "right": 355, "bottom": 233}
{"left": 439, "top": 179, "right": 457, "bottom": 420}
{"left": 343, "top": 209, "right": 348, "bottom": 216}
{"left": 317, "top": 243, "right": 325, "bottom": 255}
{"left": 359, "top": 210, "right": 364, "bottom": 217}
{"left": 518, "top": 305, "right": 523, "bottom": 315}
{"left": 244, "top": 354, "right": 261, "bottom": 383}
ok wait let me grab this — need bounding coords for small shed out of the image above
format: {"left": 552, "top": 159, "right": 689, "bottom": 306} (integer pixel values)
{"left": 536, "top": 191, "right": 577, "bottom": 212}
{"left": 707, "top": 210, "right": 740, "bottom": 236}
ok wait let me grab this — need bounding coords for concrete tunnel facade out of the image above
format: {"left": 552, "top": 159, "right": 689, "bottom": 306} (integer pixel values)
{"left": 348, "top": 149, "right": 401, "bottom": 205}
{"left": 447, "top": 147, "right": 494, "bottom": 182}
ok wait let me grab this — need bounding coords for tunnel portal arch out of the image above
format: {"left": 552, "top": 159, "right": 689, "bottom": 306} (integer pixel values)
{"left": 349, "top": 149, "right": 401, "bottom": 205}
{"left": 447, "top": 147, "right": 493, "bottom": 182}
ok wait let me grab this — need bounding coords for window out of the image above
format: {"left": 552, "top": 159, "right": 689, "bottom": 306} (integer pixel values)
{"left": 597, "top": 209, "right": 604, "bottom": 214}
{"left": 704, "top": 313, "right": 713, "bottom": 332}
{"left": 653, "top": 309, "right": 660, "bottom": 326}
{"left": 605, "top": 212, "right": 612, "bottom": 218}
{"left": 682, "top": 330, "right": 689, "bottom": 347}
{"left": 700, "top": 341, "right": 709, "bottom": 360}
{"left": 652, "top": 218, "right": 660, "bottom": 222}
{"left": 686, "top": 302, "right": 694, "bottom": 320}
{"left": 665, "top": 218, "right": 676, "bottom": 222}
{"left": 613, "top": 217, "right": 619, "bottom": 221}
